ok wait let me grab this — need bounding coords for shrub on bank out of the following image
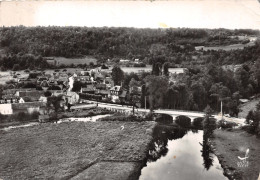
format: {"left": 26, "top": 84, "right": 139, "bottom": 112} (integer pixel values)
{"left": 155, "top": 114, "right": 173, "bottom": 124}
{"left": 99, "top": 113, "right": 151, "bottom": 122}
{"left": 175, "top": 115, "right": 191, "bottom": 128}
{"left": 218, "top": 119, "right": 237, "bottom": 129}
{"left": 193, "top": 117, "right": 204, "bottom": 129}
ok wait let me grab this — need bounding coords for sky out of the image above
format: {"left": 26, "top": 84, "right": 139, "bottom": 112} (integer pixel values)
{"left": 0, "top": 0, "right": 260, "bottom": 29}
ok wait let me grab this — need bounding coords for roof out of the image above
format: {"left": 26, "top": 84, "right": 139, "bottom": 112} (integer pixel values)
{"left": 2, "top": 95, "right": 18, "bottom": 99}
{"left": 40, "top": 80, "right": 49, "bottom": 87}
{"left": 96, "top": 84, "right": 106, "bottom": 89}
{"left": 37, "top": 77, "right": 48, "bottom": 82}
{"left": 2, "top": 89, "right": 18, "bottom": 95}
{"left": 81, "top": 85, "right": 95, "bottom": 92}
{"left": 239, "top": 99, "right": 249, "bottom": 103}
{"left": 96, "top": 90, "right": 110, "bottom": 95}
{"left": 19, "top": 91, "right": 44, "bottom": 101}
{"left": 110, "top": 86, "right": 122, "bottom": 92}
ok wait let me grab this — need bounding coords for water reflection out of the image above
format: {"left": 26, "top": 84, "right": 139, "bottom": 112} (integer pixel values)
{"left": 140, "top": 126, "right": 227, "bottom": 180}
{"left": 147, "top": 125, "right": 188, "bottom": 162}
{"left": 200, "top": 132, "right": 214, "bottom": 170}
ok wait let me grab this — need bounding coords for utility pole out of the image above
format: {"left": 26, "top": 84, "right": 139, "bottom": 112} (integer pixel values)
{"left": 221, "top": 100, "right": 223, "bottom": 119}
{"left": 145, "top": 96, "right": 147, "bottom": 110}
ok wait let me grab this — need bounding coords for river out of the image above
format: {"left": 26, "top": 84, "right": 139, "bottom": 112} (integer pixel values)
{"left": 139, "top": 126, "right": 228, "bottom": 180}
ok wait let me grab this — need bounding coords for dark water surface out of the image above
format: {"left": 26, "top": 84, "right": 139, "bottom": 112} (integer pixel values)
{"left": 139, "top": 128, "right": 228, "bottom": 180}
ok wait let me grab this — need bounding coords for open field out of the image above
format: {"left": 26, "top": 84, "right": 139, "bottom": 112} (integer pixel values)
{"left": 0, "top": 121, "right": 155, "bottom": 180}
{"left": 211, "top": 129, "right": 260, "bottom": 180}
{"left": 195, "top": 42, "right": 255, "bottom": 51}
{"left": 108, "top": 65, "right": 185, "bottom": 74}
{"left": 46, "top": 56, "right": 98, "bottom": 66}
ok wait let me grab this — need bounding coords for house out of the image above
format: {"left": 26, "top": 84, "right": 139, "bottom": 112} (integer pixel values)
{"left": 50, "top": 90, "right": 64, "bottom": 97}
{"left": 96, "top": 84, "right": 107, "bottom": 90}
{"left": 95, "top": 90, "right": 110, "bottom": 99}
{"left": 104, "top": 77, "right": 114, "bottom": 89}
{"left": 1, "top": 95, "right": 19, "bottom": 104}
{"left": 37, "top": 77, "right": 49, "bottom": 84}
{"left": 80, "top": 71, "right": 90, "bottom": 76}
{"left": 0, "top": 104, "right": 13, "bottom": 115}
{"left": 39, "top": 96, "right": 48, "bottom": 103}
{"left": 64, "top": 91, "right": 79, "bottom": 105}
{"left": 81, "top": 85, "right": 95, "bottom": 94}
{"left": 18, "top": 91, "right": 45, "bottom": 102}
{"left": 48, "top": 78, "right": 58, "bottom": 86}
{"left": 110, "top": 86, "right": 122, "bottom": 102}
{"left": 40, "top": 80, "right": 50, "bottom": 91}
{"left": 120, "top": 59, "right": 130, "bottom": 63}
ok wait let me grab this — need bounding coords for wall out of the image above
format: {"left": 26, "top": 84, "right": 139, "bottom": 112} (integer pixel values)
{"left": 0, "top": 104, "right": 13, "bottom": 115}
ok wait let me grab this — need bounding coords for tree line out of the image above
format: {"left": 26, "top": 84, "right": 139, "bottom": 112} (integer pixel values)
{"left": 0, "top": 26, "right": 259, "bottom": 69}
{"left": 120, "top": 58, "right": 260, "bottom": 115}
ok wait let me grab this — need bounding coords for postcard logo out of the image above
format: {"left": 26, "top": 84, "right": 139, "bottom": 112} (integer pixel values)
{"left": 237, "top": 148, "right": 249, "bottom": 168}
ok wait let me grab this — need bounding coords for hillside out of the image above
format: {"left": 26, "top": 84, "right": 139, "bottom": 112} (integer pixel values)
{"left": 0, "top": 27, "right": 259, "bottom": 71}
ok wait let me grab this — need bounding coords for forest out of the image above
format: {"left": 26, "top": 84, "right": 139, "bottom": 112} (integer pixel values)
{"left": 122, "top": 58, "right": 260, "bottom": 116}
{"left": 0, "top": 26, "right": 259, "bottom": 71}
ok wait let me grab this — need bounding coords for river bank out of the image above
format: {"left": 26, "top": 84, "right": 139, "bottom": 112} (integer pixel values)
{"left": 210, "top": 129, "right": 260, "bottom": 180}
{"left": 0, "top": 121, "right": 156, "bottom": 179}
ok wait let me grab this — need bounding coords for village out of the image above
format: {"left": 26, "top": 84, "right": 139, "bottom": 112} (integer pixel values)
{"left": 0, "top": 59, "right": 158, "bottom": 121}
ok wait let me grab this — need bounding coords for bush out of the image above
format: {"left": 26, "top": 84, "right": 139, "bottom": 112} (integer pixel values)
{"left": 218, "top": 119, "right": 237, "bottom": 129}
{"left": 155, "top": 114, "right": 173, "bottom": 124}
{"left": 193, "top": 117, "right": 204, "bottom": 129}
{"left": 245, "top": 109, "right": 260, "bottom": 136}
{"left": 17, "top": 112, "right": 29, "bottom": 122}
{"left": 99, "top": 114, "right": 148, "bottom": 122}
{"left": 31, "top": 111, "right": 40, "bottom": 120}
{"left": 175, "top": 115, "right": 191, "bottom": 128}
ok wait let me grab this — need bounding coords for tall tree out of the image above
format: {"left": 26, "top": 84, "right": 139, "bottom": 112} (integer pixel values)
{"left": 111, "top": 65, "right": 124, "bottom": 86}
{"left": 162, "top": 62, "right": 170, "bottom": 76}
{"left": 144, "top": 75, "right": 168, "bottom": 111}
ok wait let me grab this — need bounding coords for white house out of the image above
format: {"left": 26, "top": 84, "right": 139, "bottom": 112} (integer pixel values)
{"left": 0, "top": 104, "right": 13, "bottom": 115}
{"left": 65, "top": 92, "right": 79, "bottom": 105}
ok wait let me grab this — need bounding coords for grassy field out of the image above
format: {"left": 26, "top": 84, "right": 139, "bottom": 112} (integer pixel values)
{"left": 49, "top": 56, "right": 97, "bottom": 66}
{"left": 0, "top": 121, "right": 155, "bottom": 180}
{"left": 211, "top": 129, "right": 260, "bottom": 180}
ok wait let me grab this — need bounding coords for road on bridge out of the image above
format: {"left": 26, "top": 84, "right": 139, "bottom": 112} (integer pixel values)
{"left": 81, "top": 100, "right": 246, "bottom": 125}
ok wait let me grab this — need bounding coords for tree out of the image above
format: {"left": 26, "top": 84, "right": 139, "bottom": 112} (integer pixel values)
{"left": 72, "top": 81, "right": 83, "bottom": 92}
{"left": 44, "top": 91, "right": 52, "bottom": 97}
{"left": 252, "top": 58, "right": 260, "bottom": 89}
{"left": 144, "top": 75, "right": 168, "bottom": 111}
{"left": 111, "top": 65, "right": 124, "bottom": 85}
{"left": 12, "top": 64, "right": 20, "bottom": 71}
{"left": 47, "top": 95, "right": 64, "bottom": 113}
{"left": 152, "top": 62, "right": 161, "bottom": 76}
{"left": 162, "top": 62, "right": 169, "bottom": 76}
